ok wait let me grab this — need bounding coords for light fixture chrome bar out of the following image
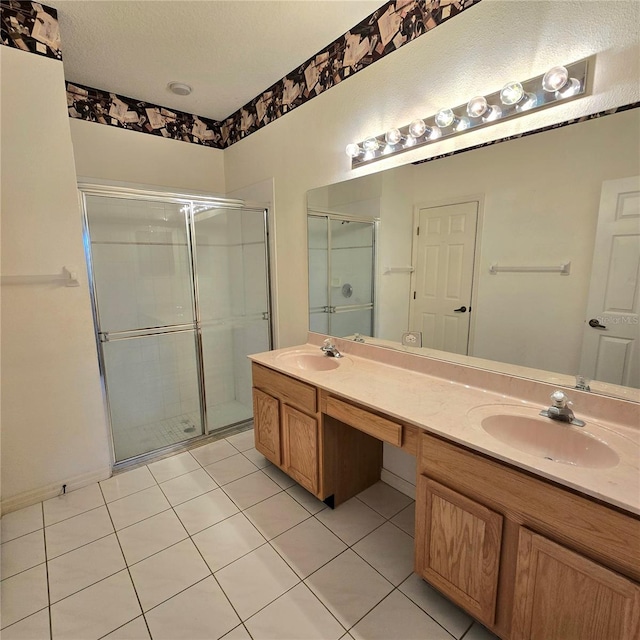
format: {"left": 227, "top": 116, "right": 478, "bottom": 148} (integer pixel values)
{"left": 348, "top": 58, "right": 589, "bottom": 168}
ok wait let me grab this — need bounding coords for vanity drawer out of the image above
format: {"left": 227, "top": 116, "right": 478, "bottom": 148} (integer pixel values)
{"left": 325, "top": 395, "right": 402, "bottom": 446}
{"left": 252, "top": 363, "right": 317, "bottom": 414}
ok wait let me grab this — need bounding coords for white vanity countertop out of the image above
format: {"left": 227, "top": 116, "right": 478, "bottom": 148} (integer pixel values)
{"left": 250, "top": 344, "right": 640, "bottom": 516}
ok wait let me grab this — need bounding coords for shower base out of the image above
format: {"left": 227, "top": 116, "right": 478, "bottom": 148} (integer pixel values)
{"left": 113, "top": 400, "right": 252, "bottom": 462}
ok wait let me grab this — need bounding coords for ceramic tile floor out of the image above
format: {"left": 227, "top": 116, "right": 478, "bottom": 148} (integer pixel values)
{"left": 1, "top": 428, "right": 500, "bottom": 640}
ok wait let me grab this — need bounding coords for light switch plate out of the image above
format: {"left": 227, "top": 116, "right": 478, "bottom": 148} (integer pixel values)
{"left": 401, "top": 331, "right": 422, "bottom": 347}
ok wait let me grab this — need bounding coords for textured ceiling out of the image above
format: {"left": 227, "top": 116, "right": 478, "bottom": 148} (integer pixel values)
{"left": 47, "top": 0, "right": 385, "bottom": 121}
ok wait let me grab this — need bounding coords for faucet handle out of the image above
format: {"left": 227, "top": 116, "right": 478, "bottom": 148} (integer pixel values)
{"left": 323, "top": 338, "right": 334, "bottom": 347}
{"left": 551, "top": 390, "right": 570, "bottom": 408}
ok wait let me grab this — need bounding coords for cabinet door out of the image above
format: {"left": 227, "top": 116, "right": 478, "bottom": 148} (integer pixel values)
{"left": 415, "top": 475, "right": 503, "bottom": 626}
{"left": 282, "top": 404, "right": 318, "bottom": 495}
{"left": 512, "top": 528, "right": 640, "bottom": 640}
{"left": 253, "top": 387, "right": 281, "bottom": 465}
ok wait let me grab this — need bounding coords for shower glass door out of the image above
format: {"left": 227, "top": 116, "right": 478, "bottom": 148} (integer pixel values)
{"left": 308, "top": 213, "right": 376, "bottom": 337}
{"left": 85, "top": 194, "right": 204, "bottom": 462}
{"left": 308, "top": 216, "right": 329, "bottom": 333}
{"left": 329, "top": 218, "right": 375, "bottom": 336}
{"left": 193, "top": 206, "right": 271, "bottom": 430}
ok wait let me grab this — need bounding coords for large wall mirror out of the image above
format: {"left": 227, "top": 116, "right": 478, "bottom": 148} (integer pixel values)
{"left": 307, "top": 108, "right": 640, "bottom": 401}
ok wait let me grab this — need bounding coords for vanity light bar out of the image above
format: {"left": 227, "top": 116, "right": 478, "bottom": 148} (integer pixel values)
{"left": 346, "top": 59, "right": 589, "bottom": 168}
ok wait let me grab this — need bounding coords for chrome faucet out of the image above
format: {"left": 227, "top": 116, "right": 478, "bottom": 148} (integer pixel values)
{"left": 321, "top": 338, "right": 342, "bottom": 358}
{"left": 540, "top": 390, "right": 585, "bottom": 427}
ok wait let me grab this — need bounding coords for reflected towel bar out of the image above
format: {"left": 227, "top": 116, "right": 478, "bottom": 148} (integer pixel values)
{"left": 489, "top": 262, "right": 571, "bottom": 275}
{"left": 383, "top": 266, "right": 414, "bottom": 274}
{"left": 1, "top": 266, "right": 80, "bottom": 286}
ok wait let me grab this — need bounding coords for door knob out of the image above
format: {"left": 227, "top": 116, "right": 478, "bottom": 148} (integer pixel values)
{"left": 453, "top": 306, "right": 467, "bottom": 313}
{"left": 588, "top": 318, "right": 607, "bottom": 329}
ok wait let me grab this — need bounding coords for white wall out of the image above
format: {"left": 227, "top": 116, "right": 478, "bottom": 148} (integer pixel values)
{"left": 222, "top": 0, "right": 640, "bottom": 486}
{"left": 1, "top": 47, "right": 112, "bottom": 511}
{"left": 69, "top": 118, "right": 226, "bottom": 195}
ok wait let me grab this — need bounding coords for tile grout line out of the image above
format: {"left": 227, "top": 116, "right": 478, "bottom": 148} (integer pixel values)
{"left": 263, "top": 537, "right": 350, "bottom": 635}
{"left": 293, "top": 500, "right": 448, "bottom": 637}
{"left": 185, "top": 515, "right": 250, "bottom": 635}
{"left": 301, "top": 542, "right": 395, "bottom": 634}
{"left": 97, "top": 480, "right": 153, "bottom": 640}
{"left": 43, "top": 501, "right": 53, "bottom": 640}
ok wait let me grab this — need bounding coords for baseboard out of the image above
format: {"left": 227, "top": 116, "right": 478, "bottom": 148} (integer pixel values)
{"left": 381, "top": 468, "right": 416, "bottom": 500}
{"left": 1, "top": 466, "right": 112, "bottom": 516}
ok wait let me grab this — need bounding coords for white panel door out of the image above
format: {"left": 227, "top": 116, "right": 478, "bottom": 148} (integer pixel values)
{"left": 580, "top": 177, "right": 640, "bottom": 388}
{"left": 410, "top": 202, "right": 478, "bottom": 354}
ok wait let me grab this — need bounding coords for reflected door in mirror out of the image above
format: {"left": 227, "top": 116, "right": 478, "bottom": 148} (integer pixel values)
{"left": 410, "top": 202, "right": 478, "bottom": 354}
{"left": 580, "top": 176, "right": 640, "bottom": 387}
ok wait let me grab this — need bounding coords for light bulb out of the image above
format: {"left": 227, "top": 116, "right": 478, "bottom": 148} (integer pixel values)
{"left": 542, "top": 66, "right": 569, "bottom": 92}
{"left": 482, "top": 105, "right": 502, "bottom": 123}
{"left": 363, "top": 137, "right": 380, "bottom": 152}
{"left": 385, "top": 128, "right": 403, "bottom": 145}
{"left": 499, "top": 81, "right": 538, "bottom": 112}
{"left": 408, "top": 119, "right": 427, "bottom": 138}
{"left": 345, "top": 143, "right": 362, "bottom": 158}
{"left": 454, "top": 116, "right": 470, "bottom": 132}
{"left": 427, "top": 126, "right": 442, "bottom": 140}
{"left": 542, "top": 66, "right": 581, "bottom": 98}
{"left": 500, "top": 81, "right": 524, "bottom": 106}
{"left": 435, "top": 108, "right": 455, "bottom": 128}
{"left": 516, "top": 93, "right": 538, "bottom": 112}
{"left": 467, "top": 96, "right": 488, "bottom": 118}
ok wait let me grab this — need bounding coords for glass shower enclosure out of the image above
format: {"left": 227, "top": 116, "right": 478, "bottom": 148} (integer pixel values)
{"left": 81, "top": 187, "right": 271, "bottom": 464}
{"left": 308, "top": 212, "right": 377, "bottom": 337}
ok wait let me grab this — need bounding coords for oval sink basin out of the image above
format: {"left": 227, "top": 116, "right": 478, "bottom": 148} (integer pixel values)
{"left": 276, "top": 351, "right": 345, "bottom": 371}
{"left": 468, "top": 406, "right": 620, "bottom": 469}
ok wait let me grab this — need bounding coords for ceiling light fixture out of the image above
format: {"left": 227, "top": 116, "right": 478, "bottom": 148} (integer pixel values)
{"left": 346, "top": 58, "right": 589, "bottom": 167}
{"left": 168, "top": 82, "right": 192, "bottom": 96}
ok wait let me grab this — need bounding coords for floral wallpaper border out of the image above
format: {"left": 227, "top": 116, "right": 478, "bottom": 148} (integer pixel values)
{"left": 1, "top": 0, "right": 61, "bottom": 60}
{"left": 218, "top": 0, "right": 481, "bottom": 147}
{"left": 63, "top": 0, "right": 481, "bottom": 149}
{"left": 412, "top": 101, "right": 640, "bottom": 166}
{"left": 66, "top": 82, "right": 224, "bottom": 148}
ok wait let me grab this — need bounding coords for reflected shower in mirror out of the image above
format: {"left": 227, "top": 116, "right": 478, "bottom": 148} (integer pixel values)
{"left": 307, "top": 107, "right": 640, "bottom": 398}
{"left": 307, "top": 212, "right": 377, "bottom": 338}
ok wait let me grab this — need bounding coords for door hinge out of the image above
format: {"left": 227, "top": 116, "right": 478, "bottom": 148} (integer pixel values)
{"left": 416, "top": 227, "right": 420, "bottom": 236}
{"left": 413, "top": 291, "right": 416, "bottom": 300}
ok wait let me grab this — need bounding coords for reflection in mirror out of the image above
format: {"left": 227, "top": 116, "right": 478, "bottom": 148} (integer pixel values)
{"left": 307, "top": 211, "right": 377, "bottom": 338}
{"left": 307, "top": 108, "right": 640, "bottom": 399}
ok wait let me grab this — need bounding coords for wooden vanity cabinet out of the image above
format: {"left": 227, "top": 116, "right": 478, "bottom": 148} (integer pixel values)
{"left": 281, "top": 404, "right": 319, "bottom": 494}
{"left": 512, "top": 528, "right": 640, "bottom": 640}
{"left": 253, "top": 387, "right": 281, "bottom": 465}
{"left": 251, "top": 363, "right": 386, "bottom": 506}
{"left": 416, "top": 431, "right": 640, "bottom": 640}
{"left": 415, "top": 475, "right": 503, "bottom": 627}
{"left": 252, "top": 363, "right": 322, "bottom": 496}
